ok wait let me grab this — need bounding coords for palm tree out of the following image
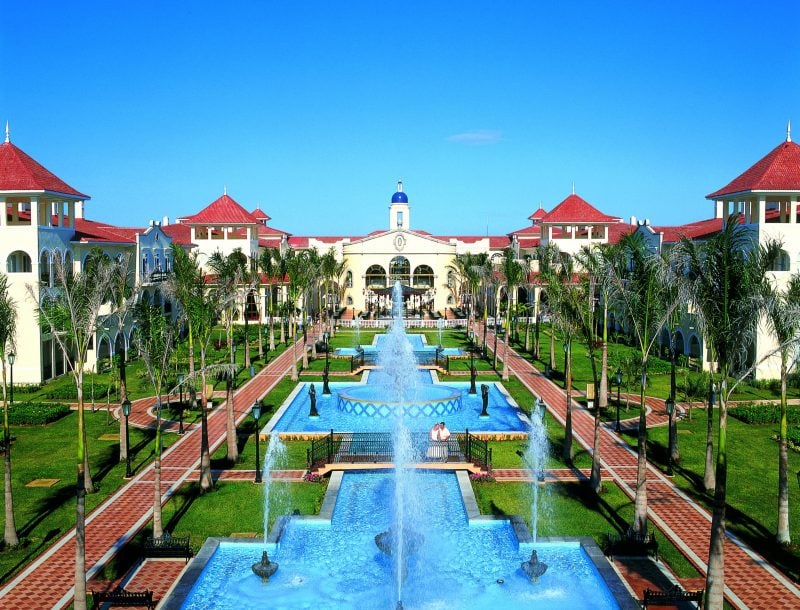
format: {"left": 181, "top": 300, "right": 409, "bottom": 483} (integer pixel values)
{"left": 133, "top": 301, "right": 175, "bottom": 538}
{"left": 677, "top": 217, "right": 780, "bottom": 609}
{"left": 0, "top": 273, "right": 18, "bottom": 547}
{"left": 258, "top": 247, "right": 281, "bottom": 353}
{"left": 105, "top": 254, "right": 136, "bottom": 466}
{"left": 164, "top": 246, "right": 216, "bottom": 491}
{"left": 609, "top": 232, "right": 681, "bottom": 532}
{"left": 285, "top": 250, "right": 312, "bottom": 379}
{"left": 207, "top": 250, "right": 247, "bottom": 464}
{"left": 33, "top": 254, "right": 115, "bottom": 610}
{"left": 764, "top": 272, "right": 800, "bottom": 545}
{"left": 499, "top": 247, "right": 525, "bottom": 381}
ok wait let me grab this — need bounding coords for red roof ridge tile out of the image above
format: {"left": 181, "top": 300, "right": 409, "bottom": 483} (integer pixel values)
{"left": 540, "top": 193, "right": 619, "bottom": 224}
{"left": 183, "top": 193, "right": 258, "bottom": 225}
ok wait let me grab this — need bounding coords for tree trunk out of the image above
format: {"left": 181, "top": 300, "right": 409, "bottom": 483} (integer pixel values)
{"left": 549, "top": 328, "right": 555, "bottom": 371}
{"left": 669, "top": 331, "right": 680, "bottom": 464}
{"left": 562, "top": 343, "right": 573, "bottom": 464}
{"left": 199, "top": 354, "right": 213, "bottom": 491}
{"left": 78, "top": 379, "right": 95, "bottom": 494}
{"left": 589, "top": 407, "right": 602, "bottom": 494}
{"left": 633, "top": 363, "right": 648, "bottom": 533}
{"left": 188, "top": 326, "right": 197, "bottom": 409}
{"left": 599, "top": 304, "right": 608, "bottom": 408}
{"left": 704, "top": 376, "right": 716, "bottom": 493}
{"left": 118, "top": 348, "right": 128, "bottom": 463}
{"left": 74, "top": 388, "right": 87, "bottom": 610}
{"left": 777, "top": 354, "right": 790, "bottom": 544}
{"left": 3, "top": 374, "right": 17, "bottom": 546}
{"left": 152, "top": 398, "right": 163, "bottom": 538}
{"left": 502, "top": 314, "right": 510, "bottom": 381}
{"left": 705, "top": 390, "right": 728, "bottom": 610}
{"left": 226, "top": 331, "right": 238, "bottom": 463}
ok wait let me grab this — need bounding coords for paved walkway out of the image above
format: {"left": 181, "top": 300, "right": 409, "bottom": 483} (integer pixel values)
{"left": 0, "top": 335, "right": 308, "bottom": 609}
{"left": 483, "top": 325, "right": 800, "bottom": 610}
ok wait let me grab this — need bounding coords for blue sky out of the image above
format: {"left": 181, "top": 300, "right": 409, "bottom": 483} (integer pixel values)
{"left": 2, "top": 2, "right": 798, "bottom": 236}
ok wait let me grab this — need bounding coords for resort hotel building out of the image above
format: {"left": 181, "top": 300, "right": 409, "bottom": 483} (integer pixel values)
{"left": 1, "top": 122, "right": 799, "bottom": 385}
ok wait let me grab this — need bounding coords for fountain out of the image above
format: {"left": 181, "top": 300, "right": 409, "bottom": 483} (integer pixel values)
{"left": 521, "top": 549, "right": 548, "bottom": 582}
{"left": 251, "top": 550, "right": 278, "bottom": 582}
{"left": 168, "top": 289, "right": 631, "bottom": 609}
{"left": 260, "top": 434, "right": 287, "bottom": 545}
{"left": 525, "top": 399, "right": 549, "bottom": 542}
{"left": 372, "top": 281, "right": 427, "bottom": 606}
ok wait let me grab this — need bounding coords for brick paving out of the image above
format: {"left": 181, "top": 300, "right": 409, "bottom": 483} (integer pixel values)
{"left": 0, "top": 334, "right": 308, "bottom": 609}
{"left": 483, "top": 324, "right": 800, "bottom": 609}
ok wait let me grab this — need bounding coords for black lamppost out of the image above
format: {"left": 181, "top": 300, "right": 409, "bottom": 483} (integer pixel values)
{"left": 614, "top": 368, "right": 623, "bottom": 433}
{"left": 177, "top": 372, "right": 185, "bottom": 434}
{"left": 252, "top": 401, "right": 262, "bottom": 483}
{"left": 122, "top": 398, "right": 132, "bottom": 478}
{"left": 322, "top": 331, "right": 331, "bottom": 395}
{"left": 665, "top": 396, "right": 675, "bottom": 476}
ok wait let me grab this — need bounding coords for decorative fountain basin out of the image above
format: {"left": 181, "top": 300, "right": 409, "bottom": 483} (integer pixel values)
{"left": 336, "top": 383, "right": 462, "bottom": 418}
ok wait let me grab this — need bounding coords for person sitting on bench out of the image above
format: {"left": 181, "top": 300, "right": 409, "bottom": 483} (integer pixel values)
{"left": 426, "top": 421, "right": 451, "bottom": 461}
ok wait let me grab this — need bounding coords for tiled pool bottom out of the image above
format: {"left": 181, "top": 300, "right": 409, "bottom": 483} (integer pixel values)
{"left": 168, "top": 471, "right": 635, "bottom": 610}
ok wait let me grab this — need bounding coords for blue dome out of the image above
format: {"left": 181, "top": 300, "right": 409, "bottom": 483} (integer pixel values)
{"left": 391, "top": 191, "right": 408, "bottom": 203}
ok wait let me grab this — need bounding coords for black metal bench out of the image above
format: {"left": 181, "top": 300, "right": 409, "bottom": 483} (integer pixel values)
{"left": 643, "top": 585, "right": 704, "bottom": 608}
{"left": 605, "top": 527, "right": 659, "bottom": 561}
{"left": 143, "top": 532, "right": 192, "bottom": 562}
{"left": 92, "top": 587, "right": 155, "bottom": 609}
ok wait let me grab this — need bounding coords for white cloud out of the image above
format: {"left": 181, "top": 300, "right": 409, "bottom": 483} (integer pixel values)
{"left": 447, "top": 129, "right": 503, "bottom": 145}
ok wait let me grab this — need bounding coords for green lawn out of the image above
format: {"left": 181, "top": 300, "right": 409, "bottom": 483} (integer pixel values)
{"left": 0, "top": 410, "right": 169, "bottom": 583}
{"left": 643, "top": 413, "right": 800, "bottom": 582}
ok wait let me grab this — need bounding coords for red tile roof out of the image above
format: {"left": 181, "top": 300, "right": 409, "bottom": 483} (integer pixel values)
{"left": 161, "top": 223, "right": 194, "bottom": 246}
{"left": 183, "top": 194, "right": 258, "bottom": 225}
{"left": 251, "top": 207, "right": 270, "bottom": 221}
{"left": 540, "top": 193, "right": 619, "bottom": 224}
{"left": 652, "top": 217, "right": 724, "bottom": 242}
{"left": 707, "top": 140, "right": 800, "bottom": 198}
{"left": 528, "top": 207, "right": 547, "bottom": 221}
{"left": 0, "top": 141, "right": 88, "bottom": 198}
{"left": 72, "top": 219, "right": 137, "bottom": 244}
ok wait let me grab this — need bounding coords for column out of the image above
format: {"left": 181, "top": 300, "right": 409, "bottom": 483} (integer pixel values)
{"left": 57, "top": 200, "right": 64, "bottom": 227}
{"left": 790, "top": 196, "right": 798, "bottom": 225}
{"left": 66, "top": 201, "right": 75, "bottom": 228}
{"left": 757, "top": 196, "right": 766, "bottom": 224}
{"left": 0, "top": 197, "right": 5, "bottom": 227}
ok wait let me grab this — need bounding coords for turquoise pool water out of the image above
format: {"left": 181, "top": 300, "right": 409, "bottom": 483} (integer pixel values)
{"left": 180, "top": 471, "right": 620, "bottom": 609}
{"left": 334, "top": 333, "right": 463, "bottom": 358}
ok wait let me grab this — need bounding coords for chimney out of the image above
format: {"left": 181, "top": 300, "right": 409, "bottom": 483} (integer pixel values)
{"left": 629, "top": 215, "right": 637, "bottom": 226}
{"left": 162, "top": 215, "right": 169, "bottom": 226}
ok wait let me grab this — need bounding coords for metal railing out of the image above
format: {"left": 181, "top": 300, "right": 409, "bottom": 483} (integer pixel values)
{"left": 307, "top": 429, "right": 491, "bottom": 471}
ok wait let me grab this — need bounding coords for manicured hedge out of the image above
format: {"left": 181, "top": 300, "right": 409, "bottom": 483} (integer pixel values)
{"left": 43, "top": 384, "right": 112, "bottom": 400}
{"left": 729, "top": 403, "right": 800, "bottom": 425}
{"left": 7, "top": 401, "right": 71, "bottom": 425}
{"left": 788, "top": 426, "right": 800, "bottom": 448}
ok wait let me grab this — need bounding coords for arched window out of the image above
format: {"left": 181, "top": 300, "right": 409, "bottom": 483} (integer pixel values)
{"left": 345, "top": 270, "right": 352, "bottom": 288}
{"left": 389, "top": 256, "right": 410, "bottom": 284}
{"left": 63, "top": 251, "right": 73, "bottom": 278}
{"left": 413, "top": 265, "right": 434, "bottom": 288}
{"left": 366, "top": 264, "right": 387, "bottom": 288}
{"left": 6, "top": 251, "right": 32, "bottom": 273}
{"left": 40, "top": 251, "right": 51, "bottom": 284}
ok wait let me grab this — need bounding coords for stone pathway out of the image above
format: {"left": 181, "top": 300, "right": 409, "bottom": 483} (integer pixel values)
{"left": 483, "top": 325, "right": 800, "bottom": 609}
{"left": 0, "top": 336, "right": 307, "bottom": 609}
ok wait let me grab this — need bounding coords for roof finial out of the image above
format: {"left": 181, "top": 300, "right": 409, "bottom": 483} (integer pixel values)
{"left": 572, "top": 181, "right": 575, "bottom": 196}
{"left": 4, "top": 121, "right": 9, "bottom": 144}
{"left": 224, "top": 184, "right": 227, "bottom": 196}
{"left": 787, "top": 120, "right": 792, "bottom": 143}
{"left": 397, "top": 178, "right": 403, "bottom": 193}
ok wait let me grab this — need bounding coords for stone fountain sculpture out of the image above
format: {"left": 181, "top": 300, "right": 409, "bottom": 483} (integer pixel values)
{"left": 252, "top": 550, "right": 279, "bottom": 582}
{"left": 521, "top": 549, "right": 548, "bottom": 582}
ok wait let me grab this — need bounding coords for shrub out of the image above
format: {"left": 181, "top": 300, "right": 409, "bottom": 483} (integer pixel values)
{"left": 303, "top": 472, "right": 322, "bottom": 483}
{"left": 8, "top": 401, "right": 71, "bottom": 425}
{"left": 729, "top": 403, "right": 800, "bottom": 425}
{"left": 469, "top": 468, "right": 496, "bottom": 483}
{"left": 788, "top": 427, "right": 800, "bottom": 449}
{"left": 43, "top": 384, "right": 112, "bottom": 400}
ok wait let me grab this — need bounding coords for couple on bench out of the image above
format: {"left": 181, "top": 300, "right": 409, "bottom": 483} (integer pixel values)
{"left": 427, "top": 422, "right": 451, "bottom": 461}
